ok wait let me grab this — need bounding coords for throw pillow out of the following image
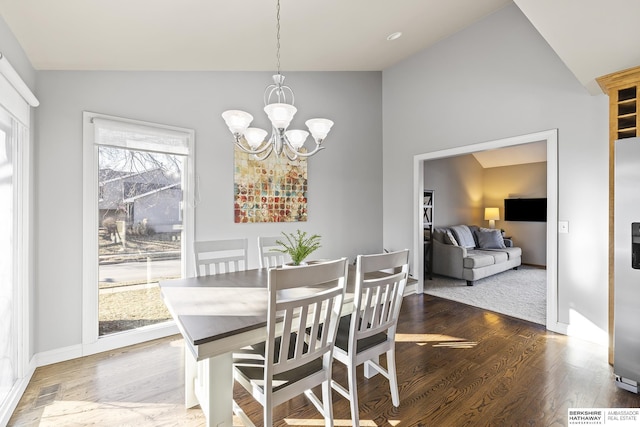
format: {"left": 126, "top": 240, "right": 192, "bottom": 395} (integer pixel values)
{"left": 479, "top": 227, "right": 500, "bottom": 234}
{"left": 450, "top": 225, "right": 476, "bottom": 249}
{"left": 444, "top": 230, "right": 459, "bottom": 246}
{"left": 474, "top": 229, "right": 507, "bottom": 249}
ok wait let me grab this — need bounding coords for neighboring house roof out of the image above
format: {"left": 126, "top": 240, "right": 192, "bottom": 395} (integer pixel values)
{"left": 99, "top": 168, "right": 176, "bottom": 185}
{"left": 123, "top": 183, "right": 181, "bottom": 203}
{"left": 99, "top": 168, "right": 135, "bottom": 183}
{"left": 99, "top": 168, "right": 181, "bottom": 210}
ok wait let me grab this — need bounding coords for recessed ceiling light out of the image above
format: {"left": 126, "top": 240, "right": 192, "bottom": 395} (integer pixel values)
{"left": 387, "top": 32, "right": 402, "bottom": 41}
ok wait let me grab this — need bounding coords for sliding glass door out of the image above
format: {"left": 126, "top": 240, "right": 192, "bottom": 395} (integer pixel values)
{"left": 0, "top": 111, "right": 14, "bottom": 409}
{"left": 0, "top": 107, "right": 25, "bottom": 415}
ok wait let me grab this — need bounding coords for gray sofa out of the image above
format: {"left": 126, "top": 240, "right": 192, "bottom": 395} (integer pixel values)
{"left": 431, "top": 224, "right": 522, "bottom": 286}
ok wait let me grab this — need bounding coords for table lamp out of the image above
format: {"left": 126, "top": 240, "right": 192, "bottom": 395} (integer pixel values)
{"left": 484, "top": 207, "right": 500, "bottom": 229}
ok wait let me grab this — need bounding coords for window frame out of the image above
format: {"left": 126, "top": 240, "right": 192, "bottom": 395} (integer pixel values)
{"left": 81, "top": 112, "right": 195, "bottom": 354}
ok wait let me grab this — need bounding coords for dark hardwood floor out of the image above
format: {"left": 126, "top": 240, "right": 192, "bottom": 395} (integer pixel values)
{"left": 9, "top": 294, "right": 640, "bottom": 426}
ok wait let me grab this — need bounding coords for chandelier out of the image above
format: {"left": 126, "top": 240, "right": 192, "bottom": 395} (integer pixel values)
{"left": 221, "top": 0, "right": 334, "bottom": 161}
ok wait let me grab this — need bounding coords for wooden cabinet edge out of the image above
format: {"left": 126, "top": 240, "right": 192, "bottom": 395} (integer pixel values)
{"left": 597, "top": 65, "right": 640, "bottom": 94}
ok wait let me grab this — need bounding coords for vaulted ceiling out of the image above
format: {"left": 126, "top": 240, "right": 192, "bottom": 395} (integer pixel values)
{"left": 1, "top": 0, "right": 639, "bottom": 95}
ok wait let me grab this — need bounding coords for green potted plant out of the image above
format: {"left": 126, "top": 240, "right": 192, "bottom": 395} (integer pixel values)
{"left": 275, "top": 229, "right": 322, "bottom": 266}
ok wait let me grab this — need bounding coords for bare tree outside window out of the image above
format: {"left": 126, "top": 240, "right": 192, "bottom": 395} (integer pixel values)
{"left": 98, "top": 146, "right": 184, "bottom": 335}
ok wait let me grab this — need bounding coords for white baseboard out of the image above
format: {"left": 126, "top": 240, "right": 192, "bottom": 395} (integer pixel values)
{"left": 4, "top": 324, "right": 179, "bottom": 423}
{"left": 35, "top": 343, "right": 83, "bottom": 367}
{"left": 34, "top": 323, "right": 179, "bottom": 367}
{"left": 405, "top": 281, "right": 417, "bottom": 296}
{"left": 565, "top": 320, "right": 609, "bottom": 347}
{"left": 0, "top": 356, "right": 36, "bottom": 426}
{"left": 547, "top": 320, "right": 568, "bottom": 335}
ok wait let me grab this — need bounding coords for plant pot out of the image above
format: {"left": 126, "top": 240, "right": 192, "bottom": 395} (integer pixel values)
{"left": 306, "top": 259, "right": 330, "bottom": 265}
{"left": 282, "top": 262, "right": 306, "bottom": 268}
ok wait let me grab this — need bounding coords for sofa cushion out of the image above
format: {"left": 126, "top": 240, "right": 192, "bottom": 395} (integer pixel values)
{"left": 463, "top": 251, "right": 496, "bottom": 268}
{"left": 481, "top": 246, "right": 522, "bottom": 259}
{"left": 464, "top": 249, "right": 512, "bottom": 268}
{"left": 486, "top": 250, "right": 508, "bottom": 263}
{"left": 501, "top": 246, "right": 521, "bottom": 259}
{"left": 474, "top": 229, "right": 506, "bottom": 249}
{"left": 450, "top": 225, "right": 475, "bottom": 249}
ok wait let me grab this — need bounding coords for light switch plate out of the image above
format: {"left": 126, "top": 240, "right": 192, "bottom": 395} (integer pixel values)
{"left": 559, "top": 221, "right": 569, "bottom": 234}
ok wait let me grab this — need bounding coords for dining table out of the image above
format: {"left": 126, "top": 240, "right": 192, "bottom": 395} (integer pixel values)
{"left": 159, "top": 263, "right": 415, "bottom": 427}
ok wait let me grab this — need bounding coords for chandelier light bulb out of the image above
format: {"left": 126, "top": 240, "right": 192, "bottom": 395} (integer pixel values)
{"left": 306, "top": 118, "right": 334, "bottom": 141}
{"left": 285, "top": 130, "right": 309, "bottom": 149}
{"left": 222, "top": 110, "right": 253, "bottom": 135}
{"left": 264, "top": 103, "right": 297, "bottom": 129}
{"left": 244, "top": 127, "right": 268, "bottom": 149}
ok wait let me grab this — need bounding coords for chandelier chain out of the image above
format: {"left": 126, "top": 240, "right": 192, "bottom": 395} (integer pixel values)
{"left": 276, "top": 0, "right": 281, "bottom": 76}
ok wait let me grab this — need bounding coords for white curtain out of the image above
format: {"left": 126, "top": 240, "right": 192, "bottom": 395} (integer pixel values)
{"left": 92, "top": 117, "right": 190, "bottom": 155}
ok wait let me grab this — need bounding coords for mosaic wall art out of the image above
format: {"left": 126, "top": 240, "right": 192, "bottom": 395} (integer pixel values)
{"left": 234, "top": 147, "right": 308, "bottom": 223}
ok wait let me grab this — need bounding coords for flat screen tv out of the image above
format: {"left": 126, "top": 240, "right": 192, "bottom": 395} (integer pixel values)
{"left": 504, "top": 198, "right": 547, "bottom": 222}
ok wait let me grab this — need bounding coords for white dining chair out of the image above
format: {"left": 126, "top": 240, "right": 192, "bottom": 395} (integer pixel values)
{"left": 193, "top": 238, "right": 248, "bottom": 276}
{"left": 257, "top": 235, "right": 290, "bottom": 268}
{"left": 232, "top": 258, "right": 348, "bottom": 427}
{"left": 331, "top": 249, "right": 409, "bottom": 427}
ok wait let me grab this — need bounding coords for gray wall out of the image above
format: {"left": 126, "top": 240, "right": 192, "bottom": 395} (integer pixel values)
{"left": 383, "top": 4, "right": 609, "bottom": 339}
{"left": 34, "top": 70, "right": 382, "bottom": 353}
{"left": 424, "top": 154, "right": 484, "bottom": 227}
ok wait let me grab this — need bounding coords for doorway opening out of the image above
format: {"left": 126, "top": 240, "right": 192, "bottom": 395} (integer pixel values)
{"left": 413, "top": 129, "right": 560, "bottom": 332}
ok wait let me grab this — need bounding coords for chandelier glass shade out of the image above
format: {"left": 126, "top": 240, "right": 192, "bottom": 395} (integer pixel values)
{"left": 221, "top": 0, "right": 334, "bottom": 161}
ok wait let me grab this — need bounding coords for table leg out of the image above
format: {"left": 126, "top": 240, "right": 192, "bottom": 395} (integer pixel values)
{"left": 185, "top": 347, "right": 198, "bottom": 408}
{"left": 364, "top": 356, "right": 379, "bottom": 378}
{"left": 193, "top": 352, "right": 234, "bottom": 427}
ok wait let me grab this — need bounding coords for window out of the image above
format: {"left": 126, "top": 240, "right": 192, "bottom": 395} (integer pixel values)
{"left": 82, "top": 113, "right": 194, "bottom": 352}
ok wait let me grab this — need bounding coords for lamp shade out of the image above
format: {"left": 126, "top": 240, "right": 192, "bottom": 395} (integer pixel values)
{"left": 306, "top": 118, "right": 334, "bottom": 141}
{"left": 285, "top": 130, "right": 309, "bottom": 149}
{"left": 264, "top": 103, "right": 297, "bottom": 129}
{"left": 222, "top": 110, "right": 253, "bottom": 135}
{"left": 484, "top": 207, "right": 500, "bottom": 221}
{"left": 244, "top": 127, "right": 268, "bottom": 149}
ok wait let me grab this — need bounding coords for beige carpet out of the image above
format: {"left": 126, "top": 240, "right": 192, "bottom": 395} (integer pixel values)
{"left": 423, "top": 265, "right": 546, "bottom": 325}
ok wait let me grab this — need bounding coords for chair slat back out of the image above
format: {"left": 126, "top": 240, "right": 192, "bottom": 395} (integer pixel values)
{"left": 194, "top": 238, "right": 248, "bottom": 276}
{"left": 351, "top": 250, "right": 409, "bottom": 344}
{"left": 258, "top": 236, "right": 290, "bottom": 268}
{"left": 266, "top": 258, "right": 348, "bottom": 377}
